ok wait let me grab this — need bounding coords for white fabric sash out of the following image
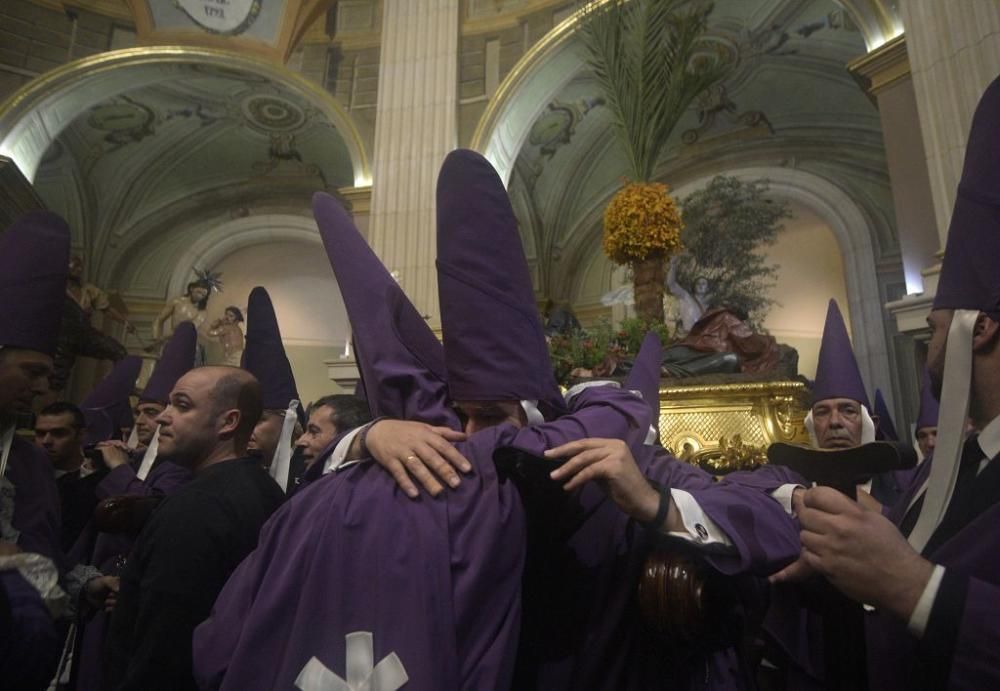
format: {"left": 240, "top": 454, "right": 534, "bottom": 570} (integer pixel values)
{"left": 908, "top": 310, "right": 977, "bottom": 553}
{"left": 136, "top": 426, "right": 160, "bottom": 481}
{"left": 268, "top": 400, "right": 300, "bottom": 493}
{"left": 126, "top": 426, "right": 140, "bottom": 450}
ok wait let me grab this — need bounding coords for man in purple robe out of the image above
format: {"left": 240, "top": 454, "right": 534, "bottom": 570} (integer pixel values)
{"left": 241, "top": 287, "right": 304, "bottom": 492}
{"left": 193, "top": 150, "right": 656, "bottom": 690}
{"left": 782, "top": 74, "right": 1000, "bottom": 691}
{"left": 0, "top": 211, "right": 72, "bottom": 689}
{"left": 490, "top": 330, "right": 800, "bottom": 690}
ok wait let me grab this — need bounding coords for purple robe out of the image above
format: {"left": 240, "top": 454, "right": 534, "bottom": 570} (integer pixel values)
{"left": 514, "top": 448, "right": 802, "bottom": 690}
{"left": 0, "top": 570, "right": 62, "bottom": 690}
{"left": 7, "top": 436, "right": 63, "bottom": 569}
{"left": 70, "top": 458, "right": 191, "bottom": 691}
{"left": 193, "top": 385, "right": 650, "bottom": 690}
{"left": 1, "top": 437, "right": 63, "bottom": 688}
{"left": 866, "top": 454, "right": 1000, "bottom": 691}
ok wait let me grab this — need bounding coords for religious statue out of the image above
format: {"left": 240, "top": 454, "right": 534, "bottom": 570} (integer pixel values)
{"left": 51, "top": 255, "right": 135, "bottom": 391}
{"left": 666, "top": 253, "right": 714, "bottom": 335}
{"left": 208, "top": 306, "right": 245, "bottom": 366}
{"left": 152, "top": 269, "right": 223, "bottom": 363}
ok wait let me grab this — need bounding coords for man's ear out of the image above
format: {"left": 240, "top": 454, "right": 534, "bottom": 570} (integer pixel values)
{"left": 218, "top": 408, "right": 241, "bottom": 438}
{"left": 972, "top": 314, "right": 1000, "bottom": 353}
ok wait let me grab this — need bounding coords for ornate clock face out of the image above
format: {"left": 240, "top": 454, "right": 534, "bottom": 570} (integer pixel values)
{"left": 173, "top": 0, "right": 262, "bottom": 35}
{"left": 529, "top": 108, "right": 574, "bottom": 148}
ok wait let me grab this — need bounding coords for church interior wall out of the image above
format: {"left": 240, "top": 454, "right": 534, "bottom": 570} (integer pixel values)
{"left": 204, "top": 240, "right": 351, "bottom": 407}
{"left": 0, "top": 0, "right": 937, "bottom": 428}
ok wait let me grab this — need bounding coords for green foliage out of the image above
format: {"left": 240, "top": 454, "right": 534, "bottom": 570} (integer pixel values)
{"left": 616, "top": 317, "right": 673, "bottom": 354}
{"left": 676, "top": 176, "right": 791, "bottom": 328}
{"left": 577, "top": 0, "right": 732, "bottom": 182}
{"left": 548, "top": 320, "right": 617, "bottom": 385}
{"left": 547, "top": 318, "right": 672, "bottom": 385}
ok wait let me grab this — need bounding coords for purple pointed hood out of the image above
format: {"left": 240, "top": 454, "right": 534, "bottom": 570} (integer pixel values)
{"left": 624, "top": 332, "right": 663, "bottom": 419}
{"left": 915, "top": 368, "right": 940, "bottom": 433}
{"left": 243, "top": 287, "right": 300, "bottom": 413}
{"left": 141, "top": 322, "right": 197, "bottom": 404}
{"left": 933, "top": 75, "right": 1000, "bottom": 319}
{"left": 436, "top": 149, "right": 566, "bottom": 419}
{"left": 873, "top": 389, "right": 899, "bottom": 442}
{"left": 80, "top": 356, "right": 142, "bottom": 445}
{"left": 312, "top": 192, "right": 458, "bottom": 428}
{"left": 0, "top": 211, "right": 70, "bottom": 355}
{"left": 812, "top": 299, "right": 869, "bottom": 408}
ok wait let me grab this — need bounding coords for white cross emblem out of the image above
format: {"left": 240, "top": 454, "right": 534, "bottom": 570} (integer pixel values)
{"left": 295, "top": 632, "right": 409, "bottom": 691}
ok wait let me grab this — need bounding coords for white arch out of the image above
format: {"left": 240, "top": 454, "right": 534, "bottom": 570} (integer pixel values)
{"left": 166, "top": 214, "right": 322, "bottom": 297}
{"left": 471, "top": 1, "right": 903, "bottom": 185}
{"left": 669, "top": 166, "right": 892, "bottom": 398}
{"left": 0, "top": 46, "right": 370, "bottom": 186}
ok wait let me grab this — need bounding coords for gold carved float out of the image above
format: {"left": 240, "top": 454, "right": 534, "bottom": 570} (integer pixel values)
{"left": 655, "top": 379, "right": 811, "bottom": 474}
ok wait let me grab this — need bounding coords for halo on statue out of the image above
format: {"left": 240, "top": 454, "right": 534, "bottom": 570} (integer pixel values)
{"left": 193, "top": 267, "right": 224, "bottom": 293}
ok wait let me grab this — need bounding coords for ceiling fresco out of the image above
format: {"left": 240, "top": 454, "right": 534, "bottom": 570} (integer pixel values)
{"left": 507, "top": 0, "right": 897, "bottom": 304}
{"left": 31, "top": 61, "right": 356, "bottom": 294}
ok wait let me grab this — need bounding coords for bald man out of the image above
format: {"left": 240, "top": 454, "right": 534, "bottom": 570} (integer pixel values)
{"left": 103, "top": 367, "right": 284, "bottom": 690}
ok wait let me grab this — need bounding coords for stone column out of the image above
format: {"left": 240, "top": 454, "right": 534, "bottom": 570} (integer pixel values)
{"left": 899, "top": 1, "right": 1000, "bottom": 251}
{"left": 367, "top": 0, "right": 459, "bottom": 330}
{"left": 849, "top": 37, "right": 939, "bottom": 297}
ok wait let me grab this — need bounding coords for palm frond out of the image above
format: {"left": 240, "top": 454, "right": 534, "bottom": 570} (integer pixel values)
{"left": 578, "top": 0, "right": 732, "bottom": 181}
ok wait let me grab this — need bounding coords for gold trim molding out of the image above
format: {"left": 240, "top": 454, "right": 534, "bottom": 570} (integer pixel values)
{"left": 656, "top": 379, "right": 811, "bottom": 472}
{"left": 339, "top": 185, "right": 372, "bottom": 215}
{"left": 848, "top": 34, "right": 910, "bottom": 98}
{"left": 469, "top": 0, "right": 611, "bottom": 153}
{"left": 0, "top": 45, "right": 370, "bottom": 186}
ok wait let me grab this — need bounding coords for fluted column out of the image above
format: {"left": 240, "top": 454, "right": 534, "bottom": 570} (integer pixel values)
{"left": 900, "top": 1, "right": 1000, "bottom": 249}
{"left": 367, "top": 0, "right": 459, "bottom": 330}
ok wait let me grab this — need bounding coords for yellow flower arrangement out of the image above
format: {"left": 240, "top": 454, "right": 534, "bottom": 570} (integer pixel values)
{"left": 602, "top": 182, "right": 684, "bottom": 265}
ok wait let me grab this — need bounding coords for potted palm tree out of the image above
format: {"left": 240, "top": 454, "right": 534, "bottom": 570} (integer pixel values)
{"left": 579, "top": 0, "right": 730, "bottom": 323}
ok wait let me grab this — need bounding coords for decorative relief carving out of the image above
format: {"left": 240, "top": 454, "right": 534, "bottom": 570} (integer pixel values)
{"left": 655, "top": 380, "right": 811, "bottom": 474}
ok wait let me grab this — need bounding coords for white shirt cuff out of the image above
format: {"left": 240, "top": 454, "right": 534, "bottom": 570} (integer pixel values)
{"left": 322, "top": 424, "right": 368, "bottom": 475}
{"left": 563, "top": 380, "right": 620, "bottom": 405}
{"left": 769, "top": 484, "right": 806, "bottom": 516}
{"left": 907, "top": 564, "right": 945, "bottom": 638}
{"left": 667, "top": 488, "right": 733, "bottom": 547}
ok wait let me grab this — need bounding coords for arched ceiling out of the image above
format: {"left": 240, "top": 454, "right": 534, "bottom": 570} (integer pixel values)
{"left": 24, "top": 55, "right": 359, "bottom": 294}
{"left": 502, "top": 0, "right": 898, "bottom": 303}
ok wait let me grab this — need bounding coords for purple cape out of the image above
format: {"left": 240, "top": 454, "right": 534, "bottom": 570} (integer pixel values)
{"left": 69, "top": 459, "right": 191, "bottom": 691}
{"left": 865, "top": 456, "right": 1000, "bottom": 691}
{"left": 512, "top": 446, "right": 802, "bottom": 690}
{"left": 193, "top": 385, "right": 651, "bottom": 690}
{"left": 7, "top": 436, "right": 63, "bottom": 571}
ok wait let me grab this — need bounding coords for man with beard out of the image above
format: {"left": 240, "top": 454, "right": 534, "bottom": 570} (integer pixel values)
{"left": 106, "top": 366, "right": 283, "bottom": 690}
